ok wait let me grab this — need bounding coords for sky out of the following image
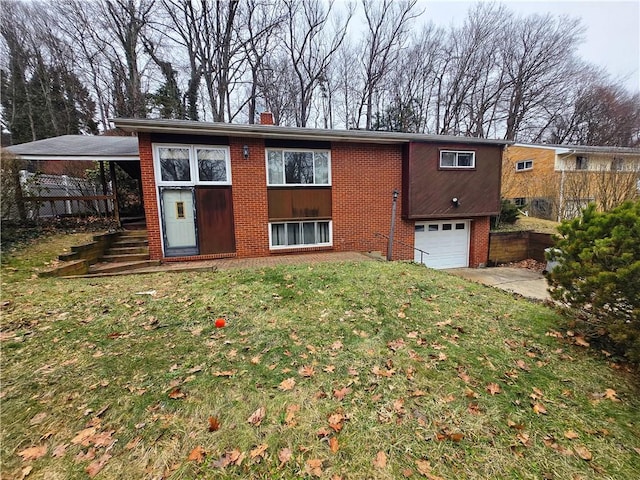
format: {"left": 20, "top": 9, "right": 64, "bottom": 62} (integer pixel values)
{"left": 416, "top": 0, "right": 640, "bottom": 93}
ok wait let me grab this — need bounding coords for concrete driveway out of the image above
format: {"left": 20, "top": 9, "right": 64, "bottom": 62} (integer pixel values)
{"left": 444, "top": 267, "right": 550, "bottom": 301}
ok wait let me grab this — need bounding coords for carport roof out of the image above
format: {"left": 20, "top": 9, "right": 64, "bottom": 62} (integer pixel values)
{"left": 4, "top": 135, "right": 139, "bottom": 161}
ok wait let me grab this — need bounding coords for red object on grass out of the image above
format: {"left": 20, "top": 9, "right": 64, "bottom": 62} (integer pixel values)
{"left": 215, "top": 318, "right": 226, "bottom": 328}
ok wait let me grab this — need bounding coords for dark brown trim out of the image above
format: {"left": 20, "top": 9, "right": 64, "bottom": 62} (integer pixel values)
{"left": 150, "top": 133, "right": 229, "bottom": 145}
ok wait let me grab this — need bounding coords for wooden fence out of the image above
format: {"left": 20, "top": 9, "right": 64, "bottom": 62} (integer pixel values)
{"left": 488, "top": 231, "right": 554, "bottom": 265}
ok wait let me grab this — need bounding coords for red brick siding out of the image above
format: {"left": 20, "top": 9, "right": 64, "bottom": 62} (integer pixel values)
{"left": 138, "top": 133, "right": 163, "bottom": 260}
{"left": 229, "top": 138, "right": 270, "bottom": 257}
{"left": 469, "top": 216, "right": 490, "bottom": 267}
{"left": 331, "top": 142, "right": 413, "bottom": 260}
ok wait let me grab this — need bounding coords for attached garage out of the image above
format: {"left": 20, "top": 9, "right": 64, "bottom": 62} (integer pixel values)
{"left": 414, "top": 220, "right": 470, "bottom": 269}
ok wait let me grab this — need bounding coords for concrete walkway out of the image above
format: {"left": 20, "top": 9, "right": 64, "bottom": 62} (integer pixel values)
{"left": 444, "top": 267, "right": 551, "bottom": 301}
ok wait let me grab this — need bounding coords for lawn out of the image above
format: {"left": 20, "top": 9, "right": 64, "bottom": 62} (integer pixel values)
{"left": 1, "top": 235, "right": 639, "bottom": 479}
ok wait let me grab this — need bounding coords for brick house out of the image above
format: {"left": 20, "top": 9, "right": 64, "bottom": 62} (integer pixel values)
{"left": 503, "top": 143, "right": 640, "bottom": 221}
{"left": 113, "top": 114, "right": 508, "bottom": 269}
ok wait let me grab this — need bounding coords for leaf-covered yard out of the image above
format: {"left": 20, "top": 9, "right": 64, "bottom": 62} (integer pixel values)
{"left": 1, "top": 235, "right": 639, "bottom": 479}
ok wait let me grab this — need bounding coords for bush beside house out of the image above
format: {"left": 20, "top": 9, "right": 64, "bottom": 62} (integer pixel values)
{"left": 547, "top": 201, "right": 640, "bottom": 363}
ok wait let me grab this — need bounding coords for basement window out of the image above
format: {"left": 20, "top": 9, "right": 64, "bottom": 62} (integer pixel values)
{"left": 270, "top": 220, "right": 332, "bottom": 249}
{"left": 516, "top": 160, "right": 533, "bottom": 171}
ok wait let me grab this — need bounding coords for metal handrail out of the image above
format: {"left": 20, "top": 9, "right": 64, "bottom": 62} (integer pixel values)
{"left": 374, "top": 232, "right": 429, "bottom": 264}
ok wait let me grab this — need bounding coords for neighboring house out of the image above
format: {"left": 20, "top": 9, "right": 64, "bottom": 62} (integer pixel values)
{"left": 113, "top": 113, "right": 508, "bottom": 269}
{"left": 503, "top": 143, "right": 640, "bottom": 221}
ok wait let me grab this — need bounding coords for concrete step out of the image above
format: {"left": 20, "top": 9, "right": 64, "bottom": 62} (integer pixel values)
{"left": 100, "top": 253, "right": 150, "bottom": 263}
{"left": 107, "top": 246, "right": 149, "bottom": 255}
{"left": 87, "top": 260, "right": 161, "bottom": 275}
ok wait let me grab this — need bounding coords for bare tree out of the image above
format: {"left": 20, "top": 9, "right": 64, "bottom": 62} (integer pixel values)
{"left": 240, "top": 0, "right": 284, "bottom": 123}
{"left": 501, "top": 13, "right": 584, "bottom": 141}
{"left": 281, "top": 0, "right": 352, "bottom": 127}
{"left": 353, "top": 0, "right": 419, "bottom": 130}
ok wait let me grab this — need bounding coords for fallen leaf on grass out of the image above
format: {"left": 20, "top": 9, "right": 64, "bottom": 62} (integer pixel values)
{"left": 373, "top": 451, "right": 387, "bottom": 468}
{"left": 71, "top": 427, "right": 98, "bottom": 446}
{"left": 279, "top": 377, "right": 296, "bottom": 391}
{"left": 574, "top": 337, "right": 590, "bottom": 347}
{"left": 305, "top": 458, "right": 324, "bottom": 477}
{"left": 278, "top": 447, "right": 292, "bottom": 467}
{"left": 74, "top": 448, "right": 96, "bottom": 462}
{"left": 486, "top": 383, "right": 502, "bottom": 395}
{"left": 574, "top": 445, "right": 592, "bottom": 461}
{"left": 416, "top": 459, "right": 445, "bottom": 479}
{"left": 328, "top": 412, "right": 345, "bottom": 432}
{"left": 125, "top": 437, "right": 141, "bottom": 450}
{"left": 29, "top": 412, "right": 47, "bottom": 425}
{"left": 532, "top": 403, "right": 547, "bottom": 415}
{"left": 187, "top": 446, "right": 206, "bottom": 463}
{"left": 52, "top": 443, "right": 68, "bottom": 458}
{"left": 86, "top": 453, "right": 112, "bottom": 478}
{"left": 323, "top": 365, "right": 336, "bottom": 373}
{"left": 19, "top": 466, "right": 32, "bottom": 479}
{"left": 372, "top": 365, "right": 394, "bottom": 377}
{"left": 18, "top": 445, "right": 47, "bottom": 461}
{"left": 208, "top": 416, "right": 220, "bottom": 432}
{"left": 168, "top": 387, "right": 185, "bottom": 399}
{"left": 604, "top": 388, "right": 620, "bottom": 402}
{"left": 248, "top": 406, "right": 266, "bottom": 426}
{"left": 212, "top": 370, "right": 236, "bottom": 377}
{"left": 564, "top": 430, "right": 579, "bottom": 440}
{"left": 515, "top": 359, "right": 530, "bottom": 371}
{"left": 298, "top": 365, "right": 315, "bottom": 377}
{"left": 90, "top": 430, "right": 115, "bottom": 448}
{"left": 329, "top": 436, "right": 339, "bottom": 453}
{"left": 212, "top": 448, "right": 246, "bottom": 468}
{"left": 333, "top": 387, "right": 352, "bottom": 401}
{"left": 250, "top": 443, "right": 268, "bottom": 460}
{"left": 285, "top": 404, "right": 300, "bottom": 427}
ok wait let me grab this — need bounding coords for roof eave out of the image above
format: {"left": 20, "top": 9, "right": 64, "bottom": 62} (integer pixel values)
{"left": 112, "top": 118, "right": 512, "bottom": 147}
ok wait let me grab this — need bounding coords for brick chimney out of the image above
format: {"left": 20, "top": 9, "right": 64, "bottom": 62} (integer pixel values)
{"left": 260, "top": 112, "right": 274, "bottom": 125}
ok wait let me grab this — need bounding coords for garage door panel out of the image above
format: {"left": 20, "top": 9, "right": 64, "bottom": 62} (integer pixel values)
{"left": 414, "top": 220, "right": 469, "bottom": 269}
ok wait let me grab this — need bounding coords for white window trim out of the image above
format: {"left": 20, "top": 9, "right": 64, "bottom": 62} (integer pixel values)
{"left": 268, "top": 220, "right": 333, "bottom": 250}
{"left": 266, "top": 148, "right": 332, "bottom": 186}
{"left": 516, "top": 160, "right": 533, "bottom": 171}
{"left": 439, "top": 150, "right": 476, "bottom": 169}
{"left": 153, "top": 143, "right": 232, "bottom": 186}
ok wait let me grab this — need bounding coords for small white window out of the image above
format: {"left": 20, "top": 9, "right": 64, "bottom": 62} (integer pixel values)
{"left": 440, "top": 150, "right": 475, "bottom": 169}
{"left": 576, "top": 156, "right": 588, "bottom": 170}
{"left": 516, "top": 160, "right": 533, "bottom": 171}
{"left": 428, "top": 225, "right": 438, "bottom": 231}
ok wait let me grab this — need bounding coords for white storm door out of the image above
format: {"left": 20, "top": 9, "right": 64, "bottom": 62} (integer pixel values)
{"left": 161, "top": 188, "right": 198, "bottom": 256}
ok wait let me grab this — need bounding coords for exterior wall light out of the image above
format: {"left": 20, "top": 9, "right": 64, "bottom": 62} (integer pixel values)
{"left": 243, "top": 145, "right": 250, "bottom": 159}
{"left": 452, "top": 197, "right": 460, "bottom": 207}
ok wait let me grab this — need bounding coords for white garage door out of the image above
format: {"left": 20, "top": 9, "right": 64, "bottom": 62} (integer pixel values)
{"left": 414, "top": 220, "right": 470, "bottom": 269}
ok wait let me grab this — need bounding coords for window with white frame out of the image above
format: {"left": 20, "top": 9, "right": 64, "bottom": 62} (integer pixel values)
{"left": 575, "top": 156, "right": 588, "bottom": 170}
{"left": 270, "top": 220, "right": 331, "bottom": 248}
{"left": 267, "top": 149, "right": 330, "bottom": 185}
{"left": 155, "top": 144, "right": 231, "bottom": 185}
{"left": 516, "top": 160, "right": 533, "bottom": 171}
{"left": 439, "top": 150, "right": 475, "bottom": 168}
